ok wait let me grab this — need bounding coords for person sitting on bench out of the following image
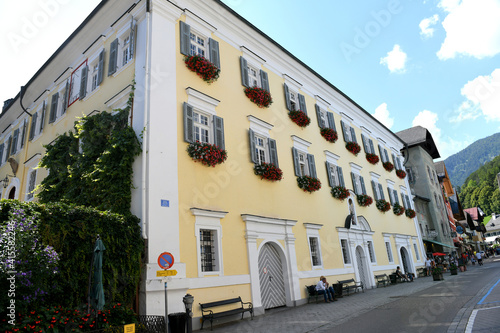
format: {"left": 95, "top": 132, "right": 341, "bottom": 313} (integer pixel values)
{"left": 396, "top": 266, "right": 413, "bottom": 282}
{"left": 315, "top": 276, "right": 335, "bottom": 303}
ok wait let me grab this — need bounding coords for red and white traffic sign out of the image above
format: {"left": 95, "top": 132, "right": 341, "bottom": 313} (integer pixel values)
{"left": 158, "top": 252, "right": 174, "bottom": 270}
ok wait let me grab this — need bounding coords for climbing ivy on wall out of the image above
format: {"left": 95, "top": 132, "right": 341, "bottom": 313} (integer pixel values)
{"left": 38, "top": 94, "right": 141, "bottom": 215}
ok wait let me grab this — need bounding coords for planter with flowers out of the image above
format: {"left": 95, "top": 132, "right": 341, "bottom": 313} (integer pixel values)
{"left": 320, "top": 128, "right": 338, "bottom": 143}
{"left": 244, "top": 86, "right": 273, "bottom": 108}
{"left": 356, "top": 194, "right": 373, "bottom": 207}
{"left": 288, "top": 110, "right": 311, "bottom": 127}
{"left": 432, "top": 267, "right": 444, "bottom": 281}
{"left": 366, "top": 153, "right": 379, "bottom": 165}
{"left": 331, "top": 186, "right": 350, "bottom": 201}
{"left": 396, "top": 169, "right": 407, "bottom": 179}
{"left": 297, "top": 175, "right": 321, "bottom": 193}
{"left": 254, "top": 162, "right": 283, "bottom": 181}
{"left": 184, "top": 55, "right": 220, "bottom": 83}
{"left": 187, "top": 141, "right": 227, "bottom": 167}
{"left": 376, "top": 199, "right": 391, "bottom": 212}
{"left": 393, "top": 202, "right": 405, "bottom": 216}
{"left": 345, "top": 141, "right": 361, "bottom": 156}
{"left": 405, "top": 208, "right": 416, "bottom": 219}
{"left": 383, "top": 161, "right": 394, "bottom": 172}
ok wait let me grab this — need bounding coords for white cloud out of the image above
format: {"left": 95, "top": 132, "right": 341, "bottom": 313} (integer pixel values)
{"left": 451, "top": 68, "right": 500, "bottom": 122}
{"left": 412, "top": 110, "right": 470, "bottom": 159}
{"left": 437, "top": 0, "right": 500, "bottom": 59}
{"left": 372, "top": 103, "right": 394, "bottom": 129}
{"left": 380, "top": 44, "right": 408, "bottom": 73}
{"left": 419, "top": 14, "right": 439, "bottom": 39}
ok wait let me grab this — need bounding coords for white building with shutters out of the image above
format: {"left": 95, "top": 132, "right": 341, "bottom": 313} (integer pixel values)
{"left": 0, "top": 0, "right": 426, "bottom": 328}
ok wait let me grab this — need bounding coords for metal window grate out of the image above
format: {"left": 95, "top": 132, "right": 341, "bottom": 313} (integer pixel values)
{"left": 341, "top": 239, "right": 351, "bottom": 264}
{"left": 367, "top": 241, "right": 375, "bottom": 263}
{"left": 309, "top": 237, "right": 320, "bottom": 266}
{"left": 200, "top": 229, "right": 216, "bottom": 272}
{"left": 386, "top": 242, "right": 393, "bottom": 262}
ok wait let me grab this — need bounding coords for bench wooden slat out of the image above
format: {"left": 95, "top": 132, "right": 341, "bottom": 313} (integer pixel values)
{"left": 200, "top": 296, "right": 253, "bottom": 331}
{"left": 200, "top": 297, "right": 242, "bottom": 309}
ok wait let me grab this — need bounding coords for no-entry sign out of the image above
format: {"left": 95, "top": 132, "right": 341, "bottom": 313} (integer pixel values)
{"left": 158, "top": 252, "right": 174, "bottom": 270}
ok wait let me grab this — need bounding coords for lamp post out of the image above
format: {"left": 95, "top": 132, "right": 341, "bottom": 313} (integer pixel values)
{"left": 182, "top": 294, "right": 194, "bottom": 333}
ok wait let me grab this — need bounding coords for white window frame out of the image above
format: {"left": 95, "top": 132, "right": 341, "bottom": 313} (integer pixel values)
{"left": 186, "top": 88, "right": 219, "bottom": 146}
{"left": 341, "top": 239, "right": 352, "bottom": 265}
{"left": 26, "top": 169, "right": 37, "bottom": 201}
{"left": 288, "top": 89, "right": 299, "bottom": 111}
{"left": 112, "top": 17, "right": 136, "bottom": 76}
{"left": 68, "top": 60, "right": 87, "bottom": 107}
{"left": 361, "top": 131, "right": 375, "bottom": 154}
{"left": 297, "top": 151, "right": 309, "bottom": 177}
{"left": 254, "top": 134, "right": 268, "bottom": 164}
{"left": 193, "top": 110, "right": 211, "bottom": 144}
{"left": 191, "top": 208, "right": 227, "bottom": 277}
{"left": 248, "top": 115, "right": 274, "bottom": 165}
{"left": 247, "top": 64, "right": 261, "bottom": 88}
{"left": 350, "top": 163, "right": 365, "bottom": 195}
{"left": 305, "top": 223, "right": 323, "bottom": 269}
{"left": 189, "top": 29, "right": 207, "bottom": 58}
{"left": 292, "top": 135, "right": 313, "bottom": 177}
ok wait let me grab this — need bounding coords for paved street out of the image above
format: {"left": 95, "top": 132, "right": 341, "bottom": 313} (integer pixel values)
{"left": 203, "top": 257, "right": 500, "bottom": 333}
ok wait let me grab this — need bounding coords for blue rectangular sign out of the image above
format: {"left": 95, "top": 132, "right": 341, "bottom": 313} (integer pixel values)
{"left": 161, "top": 200, "right": 169, "bottom": 207}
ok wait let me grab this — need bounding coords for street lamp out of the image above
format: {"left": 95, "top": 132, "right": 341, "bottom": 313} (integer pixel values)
{"left": 182, "top": 293, "right": 194, "bottom": 333}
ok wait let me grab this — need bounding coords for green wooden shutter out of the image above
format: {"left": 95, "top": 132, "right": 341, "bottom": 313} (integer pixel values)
{"left": 268, "top": 138, "right": 279, "bottom": 167}
{"left": 292, "top": 148, "right": 301, "bottom": 176}
{"left": 11, "top": 129, "right": 19, "bottom": 155}
{"left": 298, "top": 94, "right": 307, "bottom": 115}
{"left": 49, "top": 93, "right": 59, "bottom": 123}
{"left": 284, "top": 84, "right": 292, "bottom": 111}
{"left": 341, "top": 120, "right": 349, "bottom": 142}
{"left": 179, "top": 21, "right": 191, "bottom": 56}
{"left": 351, "top": 172, "right": 358, "bottom": 195}
{"left": 360, "top": 176, "right": 366, "bottom": 195}
{"left": 369, "top": 139, "right": 375, "bottom": 155}
{"left": 79, "top": 67, "right": 88, "bottom": 100}
{"left": 260, "top": 70, "right": 270, "bottom": 92}
{"left": 129, "top": 19, "right": 136, "bottom": 60}
{"left": 29, "top": 112, "right": 38, "bottom": 141}
{"left": 379, "top": 183, "right": 385, "bottom": 200}
{"left": 338, "top": 166, "right": 345, "bottom": 187}
{"left": 350, "top": 126, "right": 357, "bottom": 143}
{"left": 62, "top": 80, "right": 69, "bottom": 112}
{"left": 20, "top": 119, "right": 27, "bottom": 149}
{"left": 108, "top": 38, "right": 118, "bottom": 76}
{"left": 405, "top": 195, "right": 412, "bottom": 210}
{"left": 327, "top": 112, "right": 336, "bottom": 131}
{"left": 315, "top": 104, "right": 325, "bottom": 128}
{"left": 401, "top": 193, "right": 407, "bottom": 209}
{"left": 6, "top": 136, "right": 12, "bottom": 159}
{"left": 213, "top": 115, "right": 225, "bottom": 150}
{"left": 371, "top": 180, "right": 379, "bottom": 200}
{"left": 249, "top": 129, "right": 256, "bottom": 163}
{"left": 326, "top": 161, "right": 334, "bottom": 187}
{"left": 361, "top": 134, "right": 369, "bottom": 152}
{"left": 209, "top": 38, "right": 220, "bottom": 68}
{"left": 97, "top": 49, "right": 105, "bottom": 85}
{"left": 384, "top": 149, "right": 389, "bottom": 163}
{"left": 183, "top": 102, "right": 194, "bottom": 143}
{"left": 240, "top": 57, "right": 249, "bottom": 87}
{"left": 39, "top": 101, "right": 46, "bottom": 132}
{"left": 307, "top": 154, "right": 316, "bottom": 178}
{"left": 393, "top": 189, "right": 399, "bottom": 204}
{"left": 378, "top": 144, "right": 385, "bottom": 162}
{"left": 387, "top": 187, "right": 393, "bottom": 205}
{"left": 0, "top": 144, "right": 3, "bottom": 164}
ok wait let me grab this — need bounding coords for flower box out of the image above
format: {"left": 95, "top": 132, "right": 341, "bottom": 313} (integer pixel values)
{"left": 297, "top": 175, "right": 321, "bottom": 193}
{"left": 187, "top": 141, "right": 227, "bottom": 167}
{"left": 345, "top": 141, "right": 361, "bottom": 156}
{"left": 331, "top": 186, "right": 350, "bottom": 200}
{"left": 320, "top": 128, "right": 338, "bottom": 143}
{"left": 383, "top": 161, "right": 394, "bottom": 172}
{"left": 288, "top": 110, "right": 311, "bottom": 127}
{"left": 366, "top": 153, "right": 379, "bottom": 165}
{"left": 356, "top": 194, "right": 373, "bottom": 207}
{"left": 396, "top": 169, "right": 406, "bottom": 179}
{"left": 393, "top": 202, "right": 405, "bottom": 216}
{"left": 253, "top": 163, "right": 283, "bottom": 181}
{"left": 376, "top": 199, "right": 391, "bottom": 212}
{"left": 244, "top": 86, "right": 273, "bottom": 108}
{"left": 184, "top": 55, "right": 220, "bottom": 83}
{"left": 405, "top": 208, "right": 416, "bottom": 219}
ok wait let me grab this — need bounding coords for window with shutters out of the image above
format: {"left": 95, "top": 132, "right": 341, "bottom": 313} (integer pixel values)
{"left": 341, "top": 239, "right": 351, "bottom": 264}
{"left": 291, "top": 136, "right": 315, "bottom": 178}
{"left": 340, "top": 120, "right": 357, "bottom": 143}
{"left": 254, "top": 135, "right": 267, "bottom": 164}
{"left": 85, "top": 49, "right": 105, "bottom": 94}
{"left": 68, "top": 59, "right": 87, "bottom": 107}
{"left": 108, "top": 18, "right": 136, "bottom": 76}
{"left": 326, "top": 162, "right": 345, "bottom": 188}
{"left": 180, "top": 21, "right": 220, "bottom": 68}
{"left": 309, "top": 237, "right": 321, "bottom": 267}
{"left": 248, "top": 116, "right": 279, "bottom": 169}
{"left": 361, "top": 133, "right": 375, "bottom": 154}
{"left": 289, "top": 90, "right": 298, "bottom": 111}
{"left": 378, "top": 144, "right": 390, "bottom": 163}
{"left": 386, "top": 182, "right": 398, "bottom": 206}
{"left": 26, "top": 169, "right": 37, "bottom": 201}
{"left": 370, "top": 175, "right": 385, "bottom": 202}
{"left": 190, "top": 31, "right": 206, "bottom": 57}
{"left": 350, "top": 172, "right": 366, "bottom": 196}
{"left": 315, "top": 104, "right": 337, "bottom": 130}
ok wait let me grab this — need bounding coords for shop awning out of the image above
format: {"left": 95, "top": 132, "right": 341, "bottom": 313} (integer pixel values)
{"left": 422, "top": 238, "right": 457, "bottom": 249}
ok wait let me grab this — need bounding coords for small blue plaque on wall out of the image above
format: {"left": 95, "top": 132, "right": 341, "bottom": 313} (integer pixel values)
{"left": 161, "top": 200, "right": 169, "bottom": 207}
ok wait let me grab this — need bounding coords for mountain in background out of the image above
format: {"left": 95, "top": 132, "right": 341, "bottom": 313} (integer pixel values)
{"left": 444, "top": 132, "right": 500, "bottom": 187}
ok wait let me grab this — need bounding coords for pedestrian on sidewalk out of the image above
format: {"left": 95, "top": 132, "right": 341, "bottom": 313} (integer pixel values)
{"left": 476, "top": 251, "right": 483, "bottom": 266}
{"left": 316, "top": 276, "right": 335, "bottom": 303}
{"left": 425, "top": 257, "right": 432, "bottom": 276}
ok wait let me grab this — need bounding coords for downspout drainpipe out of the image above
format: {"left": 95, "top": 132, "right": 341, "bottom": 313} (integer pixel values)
{"left": 19, "top": 86, "right": 33, "bottom": 117}
{"left": 141, "top": 0, "right": 152, "bottom": 240}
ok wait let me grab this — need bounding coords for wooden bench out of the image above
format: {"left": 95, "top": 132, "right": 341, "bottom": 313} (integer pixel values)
{"left": 417, "top": 267, "right": 426, "bottom": 277}
{"left": 389, "top": 273, "right": 403, "bottom": 284}
{"left": 338, "top": 278, "right": 364, "bottom": 296}
{"left": 306, "top": 285, "right": 321, "bottom": 303}
{"left": 200, "top": 297, "right": 253, "bottom": 330}
{"left": 375, "top": 274, "right": 390, "bottom": 287}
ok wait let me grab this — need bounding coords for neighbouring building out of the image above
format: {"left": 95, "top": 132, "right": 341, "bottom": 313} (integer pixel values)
{"left": 0, "top": 0, "right": 426, "bottom": 328}
{"left": 464, "top": 207, "right": 487, "bottom": 252}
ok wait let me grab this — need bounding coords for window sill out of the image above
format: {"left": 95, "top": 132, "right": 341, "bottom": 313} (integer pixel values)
{"left": 112, "top": 59, "right": 134, "bottom": 78}
{"left": 200, "top": 271, "right": 222, "bottom": 277}
{"left": 82, "top": 86, "right": 101, "bottom": 102}
{"left": 52, "top": 112, "right": 68, "bottom": 126}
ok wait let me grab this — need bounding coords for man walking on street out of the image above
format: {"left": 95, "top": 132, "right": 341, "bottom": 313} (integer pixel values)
{"left": 476, "top": 251, "right": 483, "bottom": 266}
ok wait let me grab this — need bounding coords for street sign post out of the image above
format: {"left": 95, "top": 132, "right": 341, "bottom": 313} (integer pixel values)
{"left": 157, "top": 270, "right": 177, "bottom": 277}
{"left": 158, "top": 252, "right": 175, "bottom": 333}
{"left": 158, "top": 252, "right": 174, "bottom": 270}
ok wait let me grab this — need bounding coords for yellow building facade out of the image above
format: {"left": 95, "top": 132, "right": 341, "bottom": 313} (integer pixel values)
{"left": 0, "top": 0, "right": 425, "bottom": 327}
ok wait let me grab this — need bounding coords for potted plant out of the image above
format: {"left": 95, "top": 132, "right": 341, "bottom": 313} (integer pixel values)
{"left": 366, "top": 153, "right": 379, "bottom": 165}
{"left": 297, "top": 175, "right": 321, "bottom": 193}
{"left": 396, "top": 169, "right": 407, "bottom": 179}
{"left": 331, "top": 186, "right": 350, "bottom": 201}
{"left": 288, "top": 110, "right": 311, "bottom": 127}
{"left": 376, "top": 199, "right": 391, "bottom": 212}
{"left": 184, "top": 55, "right": 220, "bottom": 83}
{"left": 345, "top": 141, "right": 361, "bottom": 156}
{"left": 244, "top": 86, "right": 273, "bottom": 108}
{"left": 405, "top": 208, "right": 416, "bottom": 219}
{"left": 432, "top": 267, "right": 444, "bottom": 281}
{"left": 393, "top": 202, "right": 405, "bottom": 216}
{"left": 356, "top": 194, "right": 373, "bottom": 207}
{"left": 383, "top": 161, "right": 394, "bottom": 172}
{"left": 320, "top": 127, "right": 338, "bottom": 143}
{"left": 450, "top": 263, "right": 458, "bottom": 275}
{"left": 253, "top": 162, "right": 283, "bottom": 181}
{"left": 187, "top": 141, "right": 227, "bottom": 167}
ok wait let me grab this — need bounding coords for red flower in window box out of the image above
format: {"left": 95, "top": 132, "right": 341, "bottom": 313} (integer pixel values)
{"left": 320, "top": 128, "right": 338, "bottom": 143}
{"left": 331, "top": 186, "right": 350, "bottom": 200}
{"left": 393, "top": 202, "right": 405, "bottom": 216}
{"left": 297, "top": 175, "right": 321, "bottom": 193}
{"left": 396, "top": 169, "right": 407, "bottom": 179}
{"left": 184, "top": 55, "right": 220, "bottom": 83}
{"left": 405, "top": 208, "right": 416, "bottom": 218}
{"left": 366, "top": 153, "right": 379, "bottom": 165}
{"left": 356, "top": 194, "right": 373, "bottom": 207}
{"left": 345, "top": 141, "right": 361, "bottom": 156}
{"left": 244, "top": 86, "right": 273, "bottom": 108}
{"left": 254, "top": 163, "right": 283, "bottom": 181}
{"left": 288, "top": 110, "right": 311, "bottom": 127}
{"left": 187, "top": 141, "right": 227, "bottom": 167}
{"left": 376, "top": 199, "right": 391, "bottom": 212}
{"left": 383, "top": 161, "right": 394, "bottom": 172}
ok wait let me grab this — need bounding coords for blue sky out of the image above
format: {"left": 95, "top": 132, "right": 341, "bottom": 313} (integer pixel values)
{"left": 1, "top": 0, "right": 499, "bottom": 160}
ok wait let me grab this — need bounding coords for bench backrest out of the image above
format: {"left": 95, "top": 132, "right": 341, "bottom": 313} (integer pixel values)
{"left": 200, "top": 297, "right": 242, "bottom": 309}
{"left": 306, "top": 285, "right": 317, "bottom": 295}
{"left": 338, "top": 279, "right": 355, "bottom": 284}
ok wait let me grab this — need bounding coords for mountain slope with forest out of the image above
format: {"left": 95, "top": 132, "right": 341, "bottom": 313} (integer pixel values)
{"left": 444, "top": 132, "right": 500, "bottom": 187}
